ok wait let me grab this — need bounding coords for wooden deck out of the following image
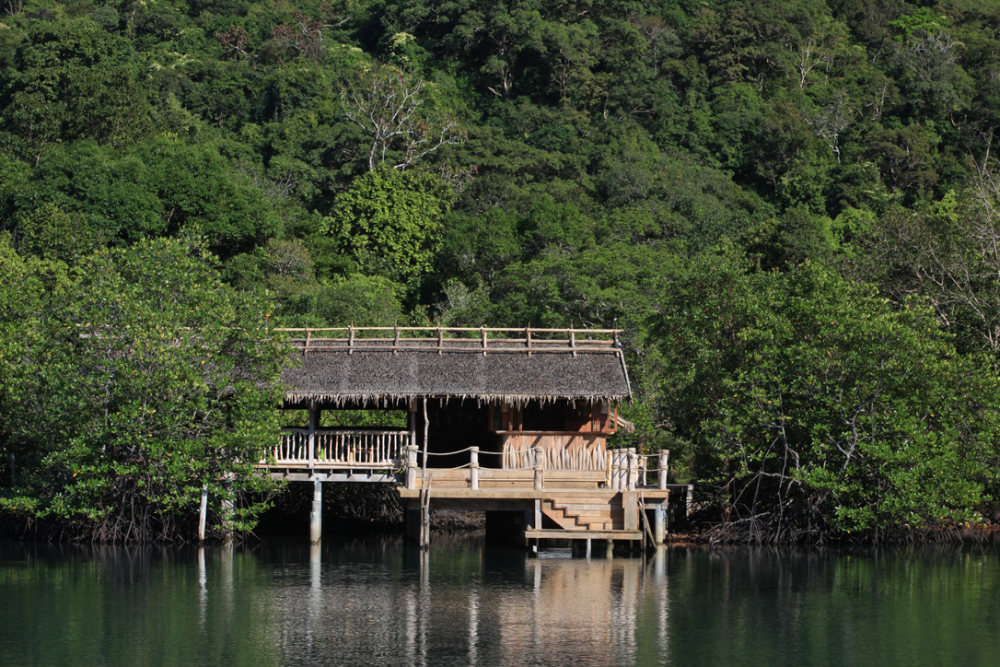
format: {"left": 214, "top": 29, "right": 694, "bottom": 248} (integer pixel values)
{"left": 398, "top": 466, "right": 690, "bottom": 545}
{"left": 258, "top": 440, "right": 690, "bottom": 544}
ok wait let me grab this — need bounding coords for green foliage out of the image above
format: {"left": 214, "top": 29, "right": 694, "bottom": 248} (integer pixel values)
{"left": 0, "top": 16, "right": 151, "bottom": 157}
{"left": 323, "top": 165, "right": 451, "bottom": 281}
{"left": 312, "top": 273, "right": 405, "bottom": 326}
{"left": 0, "top": 236, "right": 286, "bottom": 541}
{"left": 646, "top": 254, "right": 1000, "bottom": 539}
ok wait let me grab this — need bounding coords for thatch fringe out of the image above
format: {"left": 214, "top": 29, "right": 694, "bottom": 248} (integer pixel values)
{"left": 283, "top": 392, "right": 629, "bottom": 408}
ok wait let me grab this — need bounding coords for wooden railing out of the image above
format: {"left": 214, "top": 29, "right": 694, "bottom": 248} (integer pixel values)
{"left": 607, "top": 449, "right": 672, "bottom": 491}
{"left": 500, "top": 431, "right": 608, "bottom": 470}
{"left": 266, "top": 428, "right": 409, "bottom": 468}
{"left": 274, "top": 326, "right": 622, "bottom": 356}
{"left": 402, "top": 445, "right": 672, "bottom": 492}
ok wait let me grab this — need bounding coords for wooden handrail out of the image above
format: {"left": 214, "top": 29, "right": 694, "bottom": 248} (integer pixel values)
{"left": 280, "top": 327, "right": 623, "bottom": 356}
{"left": 268, "top": 428, "right": 410, "bottom": 467}
{"left": 274, "top": 327, "right": 622, "bottom": 334}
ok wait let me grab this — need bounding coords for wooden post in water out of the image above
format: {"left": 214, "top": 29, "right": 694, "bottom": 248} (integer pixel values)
{"left": 419, "top": 481, "right": 431, "bottom": 549}
{"left": 198, "top": 484, "right": 208, "bottom": 543}
{"left": 419, "top": 398, "right": 430, "bottom": 549}
{"left": 308, "top": 403, "right": 318, "bottom": 470}
{"left": 658, "top": 450, "right": 669, "bottom": 490}
{"left": 310, "top": 479, "right": 323, "bottom": 545}
{"left": 654, "top": 503, "right": 666, "bottom": 546}
{"left": 470, "top": 447, "right": 479, "bottom": 490}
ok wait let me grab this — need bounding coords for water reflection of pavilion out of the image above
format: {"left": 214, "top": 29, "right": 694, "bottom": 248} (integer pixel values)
{"left": 194, "top": 537, "right": 671, "bottom": 665}
{"left": 495, "top": 556, "right": 649, "bottom": 665}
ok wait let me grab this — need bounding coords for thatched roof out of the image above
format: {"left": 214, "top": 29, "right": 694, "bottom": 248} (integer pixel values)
{"left": 281, "top": 347, "right": 632, "bottom": 406}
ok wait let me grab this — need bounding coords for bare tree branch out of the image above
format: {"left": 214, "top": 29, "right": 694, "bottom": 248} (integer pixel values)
{"left": 342, "top": 65, "right": 465, "bottom": 171}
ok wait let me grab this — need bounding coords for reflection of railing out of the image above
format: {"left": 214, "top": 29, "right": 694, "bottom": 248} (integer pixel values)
{"left": 266, "top": 428, "right": 409, "bottom": 468}
{"left": 500, "top": 431, "right": 607, "bottom": 470}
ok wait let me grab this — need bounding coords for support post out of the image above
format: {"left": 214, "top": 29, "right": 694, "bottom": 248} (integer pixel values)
{"left": 533, "top": 446, "right": 544, "bottom": 491}
{"left": 654, "top": 504, "right": 666, "bottom": 546}
{"left": 658, "top": 450, "right": 669, "bottom": 490}
{"left": 686, "top": 484, "right": 694, "bottom": 519}
{"left": 585, "top": 538, "right": 592, "bottom": 559}
{"left": 623, "top": 491, "right": 638, "bottom": 530}
{"left": 421, "top": 398, "right": 429, "bottom": 482}
{"left": 419, "top": 398, "right": 431, "bottom": 549}
{"left": 420, "top": 487, "right": 431, "bottom": 549}
{"left": 470, "top": 447, "right": 479, "bottom": 490}
{"left": 310, "top": 479, "right": 322, "bottom": 545}
{"left": 308, "top": 403, "right": 318, "bottom": 470}
{"left": 198, "top": 483, "right": 208, "bottom": 543}
{"left": 406, "top": 445, "right": 418, "bottom": 489}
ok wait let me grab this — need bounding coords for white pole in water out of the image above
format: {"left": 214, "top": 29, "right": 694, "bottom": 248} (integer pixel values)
{"left": 198, "top": 484, "right": 208, "bottom": 543}
{"left": 654, "top": 504, "right": 666, "bottom": 547}
{"left": 310, "top": 479, "right": 323, "bottom": 544}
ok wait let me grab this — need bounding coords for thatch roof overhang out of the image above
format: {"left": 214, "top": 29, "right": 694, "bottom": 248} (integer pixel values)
{"left": 281, "top": 349, "right": 632, "bottom": 408}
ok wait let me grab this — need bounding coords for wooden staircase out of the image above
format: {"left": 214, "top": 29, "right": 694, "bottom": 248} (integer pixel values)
{"left": 521, "top": 491, "right": 643, "bottom": 541}
{"left": 542, "top": 498, "right": 623, "bottom": 531}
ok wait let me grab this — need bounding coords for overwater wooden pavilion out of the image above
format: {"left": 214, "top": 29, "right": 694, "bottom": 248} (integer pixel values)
{"left": 258, "top": 327, "right": 691, "bottom": 549}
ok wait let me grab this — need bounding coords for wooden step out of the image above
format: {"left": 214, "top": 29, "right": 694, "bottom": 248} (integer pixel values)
{"left": 525, "top": 528, "right": 642, "bottom": 541}
{"left": 542, "top": 499, "right": 618, "bottom": 531}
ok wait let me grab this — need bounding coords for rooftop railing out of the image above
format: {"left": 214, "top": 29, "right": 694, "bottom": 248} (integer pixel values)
{"left": 274, "top": 326, "right": 623, "bottom": 356}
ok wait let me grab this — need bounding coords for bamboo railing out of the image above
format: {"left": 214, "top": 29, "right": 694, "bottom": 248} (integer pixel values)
{"left": 274, "top": 326, "right": 623, "bottom": 356}
{"left": 268, "top": 428, "right": 409, "bottom": 468}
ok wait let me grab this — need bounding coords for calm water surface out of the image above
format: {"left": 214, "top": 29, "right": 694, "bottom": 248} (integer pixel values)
{"left": 1, "top": 535, "right": 999, "bottom": 666}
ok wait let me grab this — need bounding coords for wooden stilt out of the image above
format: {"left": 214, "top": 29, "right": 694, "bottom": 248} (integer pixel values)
{"left": 654, "top": 504, "right": 666, "bottom": 546}
{"left": 419, "top": 398, "right": 431, "bottom": 549}
{"left": 419, "top": 479, "right": 432, "bottom": 549}
{"left": 310, "top": 479, "right": 322, "bottom": 545}
{"left": 198, "top": 484, "right": 208, "bottom": 543}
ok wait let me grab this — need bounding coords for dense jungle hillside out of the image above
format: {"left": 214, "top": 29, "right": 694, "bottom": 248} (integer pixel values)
{"left": 3, "top": 0, "right": 1000, "bottom": 543}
